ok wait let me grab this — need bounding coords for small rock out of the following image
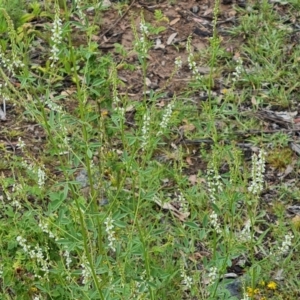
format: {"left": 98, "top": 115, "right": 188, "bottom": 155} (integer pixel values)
{"left": 237, "top": 0, "right": 247, "bottom": 8}
{"left": 76, "top": 169, "right": 89, "bottom": 188}
{"left": 225, "top": 279, "right": 243, "bottom": 298}
{"left": 222, "top": 0, "right": 233, "bottom": 4}
{"left": 99, "top": 198, "right": 109, "bottom": 206}
{"left": 190, "top": 5, "right": 200, "bottom": 14}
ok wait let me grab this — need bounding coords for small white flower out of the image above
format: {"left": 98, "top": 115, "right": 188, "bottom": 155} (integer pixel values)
{"left": 175, "top": 57, "right": 182, "bottom": 69}
{"left": 81, "top": 255, "right": 91, "bottom": 285}
{"left": 248, "top": 149, "right": 265, "bottom": 195}
{"left": 104, "top": 214, "right": 116, "bottom": 252}
{"left": 157, "top": 101, "right": 174, "bottom": 136}
{"left": 17, "top": 137, "right": 25, "bottom": 149}
{"left": 239, "top": 219, "right": 251, "bottom": 242}
{"left": 209, "top": 211, "right": 221, "bottom": 233}
{"left": 180, "top": 259, "right": 193, "bottom": 291}
{"left": 45, "top": 99, "right": 62, "bottom": 112}
{"left": 49, "top": 4, "right": 63, "bottom": 64}
{"left": 39, "top": 221, "right": 56, "bottom": 240}
{"left": 181, "top": 271, "right": 193, "bottom": 290}
{"left": 232, "top": 57, "right": 243, "bottom": 81}
{"left": 278, "top": 232, "right": 293, "bottom": 255}
{"left": 12, "top": 199, "right": 22, "bottom": 209}
{"left": 207, "top": 169, "right": 223, "bottom": 203}
{"left": 17, "top": 236, "right": 31, "bottom": 253}
{"left": 37, "top": 167, "right": 46, "bottom": 188}
{"left": 207, "top": 266, "right": 218, "bottom": 285}
{"left": 140, "top": 22, "right": 149, "bottom": 35}
{"left": 187, "top": 49, "right": 201, "bottom": 81}
{"left": 141, "top": 112, "right": 150, "bottom": 151}
{"left": 63, "top": 249, "right": 72, "bottom": 269}
{"left": 175, "top": 190, "right": 189, "bottom": 213}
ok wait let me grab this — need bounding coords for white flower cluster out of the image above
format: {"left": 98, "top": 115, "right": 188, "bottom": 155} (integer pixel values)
{"left": 21, "top": 159, "right": 34, "bottom": 172}
{"left": 135, "top": 270, "right": 146, "bottom": 291}
{"left": 81, "top": 254, "right": 91, "bottom": 285}
{"left": 180, "top": 262, "right": 193, "bottom": 290}
{"left": 207, "top": 266, "right": 218, "bottom": 285}
{"left": 207, "top": 169, "right": 223, "bottom": 203}
{"left": 187, "top": 54, "right": 201, "bottom": 80}
{"left": 137, "top": 21, "right": 149, "bottom": 58}
{"left": 10, "top": 183, "right": 23, "bottom": 209}
{"left": 278, "top": 232, "right": 293, "bottom": 255}
{"left": 248, "top": 149, "right": 265, "bottom": 195}
{"left": 232, "top": 57, "right": 243, "bottom": 82}
{"left": 209, "top": 211, "right": 221, "bottom": 234}
{"left": 45, "top": 99, "right": 62, "bottom": 112}
{"left": 141, "top": 112, "right": 150, "bottom": 151}
{"left": 17, "top": 137, "right": 25, "bottom": 149}
{"left": 157, "top": 101, "right": 174, "bottom": 136}
{"left": 104, "top": 214, "right": 116, "bottom": 252}
{"left": 16, "top": 236, "right": 49, "bottom": 278}
{"left": 37, "top": 167, "right": 46, "bottom": 188}
{"left": 175, "top": 56, "right": 182, "bottom": 69}
{"left": 140, "top": 22, "right": 149, "bottom": 35}
{"left": 186, "top": 37, "right": 201, "bottom": 81}
{"left": 63, "top": 250, "right": 72, "bottom": 269}
{"left": 49, "top": 5, "right": 63, "bottom": 65}
{"left": 239, "top": 219, "right": 251, "bottom": 242}
{"left": 175, "top": 190, "right": 189, "bottom": 214}
{"left": 20, "top": 160, "right": 46, "bottom": 188}
{"left": 57, "top": 124, "right": 70, "bottom": 149}
{"left": 11, "top": 199, "right": 22, "bottom": 209}
{"left": 0, "top": 47, "right": 24, "bottom": 75}
{"left": 39, "top": 221, "right": 57, "bottom": 240}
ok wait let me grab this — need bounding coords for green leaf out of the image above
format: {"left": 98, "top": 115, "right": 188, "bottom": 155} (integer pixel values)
{"left": 87, "top": 148, "right": 93, "bottom": 158}
{"left": 184, "top": 221, "right": 200, "bottom": 230}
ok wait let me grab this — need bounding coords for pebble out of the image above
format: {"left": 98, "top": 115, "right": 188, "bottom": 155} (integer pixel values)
{"left": 190, "top": 5, "right": 200, "bottom": 14}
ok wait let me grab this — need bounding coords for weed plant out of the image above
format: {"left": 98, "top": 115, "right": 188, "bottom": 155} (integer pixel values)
{"left": 0, "top": 0, "right": 299, "bottom": 299}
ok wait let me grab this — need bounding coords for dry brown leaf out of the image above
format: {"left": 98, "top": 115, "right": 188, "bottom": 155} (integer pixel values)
{"left": 125, "top": 105, "right": 135, "bottom": 112}
{"left": 145, "top": 77, "right": 151, "bottom": 87}
{"left": 170, "top": 17, "right": 180, "bottom": 26}
{"left": 167, "top": 32, "right": 178, "bottom": 45}
{"left": 188, "top": 174, "right": 198, "bottom": 185}
{"left": 186, "top": 157, "right": 194, "bottom": 166}
{"left": 251, "top": 96, "right": 258, "bottom": 106}
{"left": 192, "top": 17, "right": 209, "bottom": 25}
{"left": 154, "top": 198, "right": 190, "bottom": 221}
{"left": 189, "top": 251, "right": 210, "bottom": 262}
{"left": 156, "top": 100, "right": 166, "bottom": 108}
{"left": 226, "top": 9, "right": 237, "bottom": 18}
{"left": 179, "top": 123, "right": 196, "bottom": 132}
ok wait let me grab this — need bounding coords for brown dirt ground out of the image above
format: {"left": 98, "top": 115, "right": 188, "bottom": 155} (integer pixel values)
{"left": 97, "top": 0, "right": 240, "bottom": 99}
